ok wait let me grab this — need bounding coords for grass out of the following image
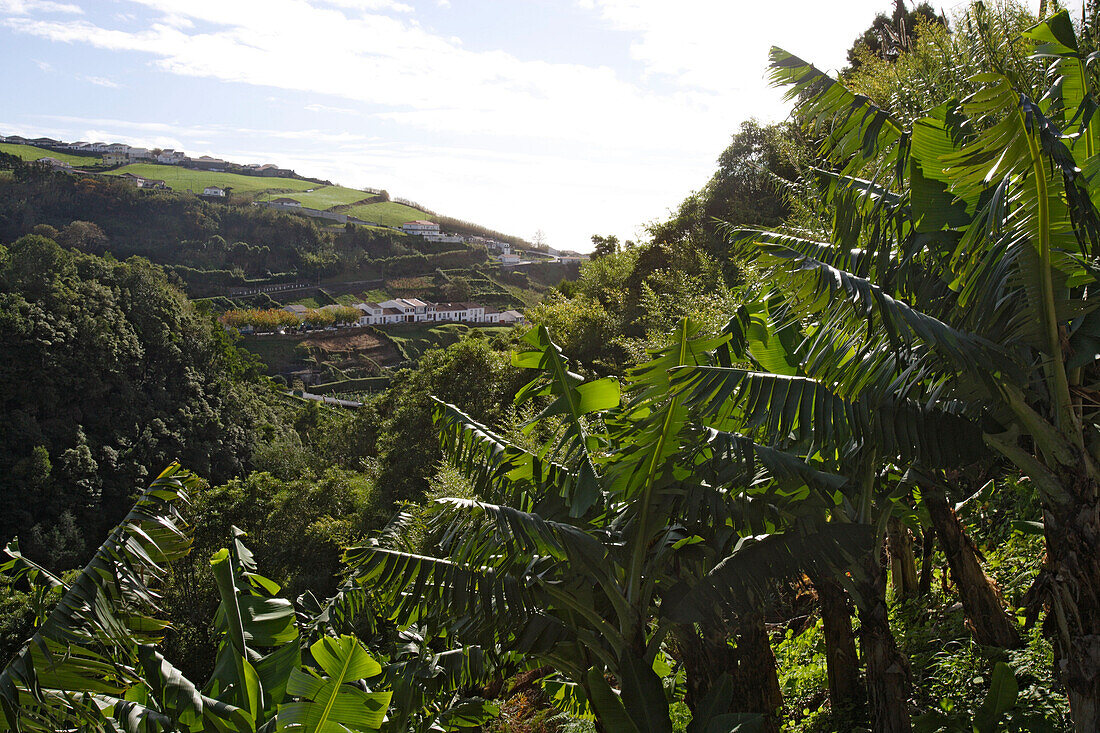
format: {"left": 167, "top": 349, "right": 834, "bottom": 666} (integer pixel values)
{"left": 0, "top": 143, "right": 99, "bottom": 167}
{"left": 342, "top": 201, "right": 434, "bottom": 226}
{"left": 257, "top": 186, "right": 374, "bottom": 210}
{"left": 105, "top": 164, "right": 317, "bottom": 194}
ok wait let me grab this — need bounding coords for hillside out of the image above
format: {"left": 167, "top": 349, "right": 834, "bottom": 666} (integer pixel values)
{"left": 0, "top": 150, "right": 579, "bottom": 391}
{"left": 107, "top": 163, "right": 320, "bottom": 194}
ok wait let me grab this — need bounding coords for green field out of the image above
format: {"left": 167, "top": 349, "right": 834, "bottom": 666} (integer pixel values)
{"left": 257, "top": 186, "right": 373, "bottom": 209}
{"left": 0, "top": 143, "right": 99, "bottom": 167}
{"left": 343, "top": 201, "right": 435, "bottom": 226}
{"left": 106, "top": 164, "right": 317, "bottom": 193}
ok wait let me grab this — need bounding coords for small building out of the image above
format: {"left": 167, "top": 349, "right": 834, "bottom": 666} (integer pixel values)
{"left": 192, "top": 156, "right": 226, "bottom": 171}
{"left": 138, "top": 178, "right": 168, "bottom": 190}
{"left": 37, "top": 157, "right": 71, "bottom": 170}
{"left": 156, "top": 150, "right": 186, "bottom": 164}
{"left": 354, "top": 301, "right": 384, "bottom": 325}
{"left": 499, "top": 310, "right": 526, "bottom": 324}
{"left": 401, "top": 220, "right": 441, "bottom": 236}
{"left": 127, "top": 147, "right": 153, "bottom": 160}
{"left": 425, "top": 233, "right": 465, "bottom": 244}
{"left": 500, "top": 253, "right": 521, "bottom": 265}
{"left": 270, "top": 197, "right": 301, "bottom": 207}
{"left": 282, "top": 304, "right": 308, "bottom": 319}
{"left": 105, "top": 143, "right": 131, "bottom": 154}
{"left": 203, "top": 185, "right": 227, "bottom": 197}
{"left": 102, "top": 152, "right": 128, "bottom": 166}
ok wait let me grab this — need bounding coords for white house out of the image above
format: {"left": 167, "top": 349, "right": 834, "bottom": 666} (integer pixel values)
{"left": 156, "top": 150, "right": 186, "bottom": 164}
{"left": 424, "top": 233, "right": 465, "bottom": 244}
{"left": 354, "top": 301, "right": 383, "bottom": 325}
{"left": 203, "top": 185, "right": 227, "bottom": 197}
{"left": 401, "top": 220, "right": 441, "bottom": 236}
{"left": 127, "top": 147, "right": 153, "bottom": 160}
{"left": 499, "top": 310, "right": 526, "bottom": 324}
{"left": 500, "top": 253, "right": 521, "bottom": 265}
{"left": 102, "top": 152, "right": 128, "bottom": 166}
{"left": 105, "top": 143, "right": 131, "bottom": 154}
{"left": 270, "top": 197, "right": 301, "bottom": 207}
{"left": 38, "top": 157, "right": 71, "bottom": 170}
{"left": 433, "top": 302, "right": 472, "bottom": 322}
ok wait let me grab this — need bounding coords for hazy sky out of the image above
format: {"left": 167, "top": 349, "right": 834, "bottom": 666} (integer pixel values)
{"left": 0, "top": 0, "right": 1056, "bottom": 251}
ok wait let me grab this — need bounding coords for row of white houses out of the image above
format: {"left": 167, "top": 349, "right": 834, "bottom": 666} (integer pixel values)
{"left": 281, "top": 298, "right": 525, "bottom": 326}
{"left": 355, "top": 298, "right": 525, "bottom": 325}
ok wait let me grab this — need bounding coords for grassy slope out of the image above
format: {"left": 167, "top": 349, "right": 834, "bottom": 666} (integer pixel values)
{"left": 0, "top": 143, "right": 98, "bottom": 166}
{"left": 343, "top": 201, "right": 435, "bottom": 226}
{"left": 105, "top": 164, "right": 317, "bottom": 193}
{"left": 257, "top": 186, "right": 373, "bottom": 209}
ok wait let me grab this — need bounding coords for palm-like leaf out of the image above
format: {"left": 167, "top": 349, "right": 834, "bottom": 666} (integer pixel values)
{"left": 275, "top": 635, "right": 390, "bottom": 733}
{"left": 0, "top": 463, "right": 195, "bottom": 732}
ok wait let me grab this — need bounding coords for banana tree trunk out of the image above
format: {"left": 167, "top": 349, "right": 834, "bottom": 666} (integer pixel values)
{"left": 672, "top": 616, "right": 781, "bottom": 733}
{"left": 730, "top": 613, "right": 782, "bottom": 733}
{"left": 923, "top": 484, "right": 1020, "bottom": 648}
{"left": 887, "top": 517, "right": 919, "bottom": 603}
{"left": 1043, "top": 490, "right": 1100, "bottom": 733}
{"left": 854, "top": 543, "right": 912, "bottom": 733}
{"left": 917, "top": 529, "right": 934, "bottom": 598}
{"left": 810, "top": 573, "right": 863, "bottom": 713}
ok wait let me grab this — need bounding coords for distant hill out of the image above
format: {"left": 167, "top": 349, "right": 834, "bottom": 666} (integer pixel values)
{"left": 0, "top": 141, "right": 527, "bottom": 247}
{"left": 0, "top": 150, "right": 576, "bottom": 306}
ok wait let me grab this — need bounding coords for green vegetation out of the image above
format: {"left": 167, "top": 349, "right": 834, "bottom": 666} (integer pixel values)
{"left": 344, "top": 201, "right": 435, "bottom": 226}
{"left": 106, "top": 162, "right": 319, "bottom": 193}
{"left": 0, "top": 143, "right": 97, "bottom": 167}
{"left": 10, "top": 3, "right": 1100, "bottom": 732}
{"left": 258, "top": 185, "right": 376, "bottom": 209}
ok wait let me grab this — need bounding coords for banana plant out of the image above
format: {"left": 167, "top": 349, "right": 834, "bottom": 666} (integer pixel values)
{"left": 727, "top": 12, "right": 1100, "bottom": 730}
{"left": 0, "top": 463, "right": 196, "bottom": 732}
{"left": 350, "top": 322, "right": 865, "bottom": 731}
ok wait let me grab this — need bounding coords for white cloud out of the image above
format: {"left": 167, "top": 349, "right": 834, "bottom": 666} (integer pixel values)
{"left": 83, "top": 75, "right": 120, "bottom": 87}
{"left": 0, "top": 0, "right": 81, "bottom": 14}
{"left": 32, "top": 58, "right": 50, "bottom": 70}
{"left": 319, "top": 0, "right": 414, "bottom": 12}
{"left": 304, "top": 102, "right": 360, "bottom": 115}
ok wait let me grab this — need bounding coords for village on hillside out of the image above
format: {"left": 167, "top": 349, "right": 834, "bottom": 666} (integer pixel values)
{"left": 1, "top": 133, "right": 589, "bottom": 267}
{"left": 234, "top": 297, "right": 525, "bottom": 334}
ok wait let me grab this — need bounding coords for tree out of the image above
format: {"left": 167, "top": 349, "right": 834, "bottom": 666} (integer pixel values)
{"left": 56, "top": 220, "right": 108, "bottom": 253}
{"left": 589, "top": 234, "right": 620, "bottom": 259}
{"left": 844, "top": 0, "right": 943, "bottom": 72}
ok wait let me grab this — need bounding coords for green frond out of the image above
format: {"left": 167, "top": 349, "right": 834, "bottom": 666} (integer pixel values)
{"left": 0, "top": 463, "right": 196, "bottom": 733}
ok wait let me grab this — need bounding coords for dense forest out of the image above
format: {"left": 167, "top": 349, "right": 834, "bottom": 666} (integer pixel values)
{"left": 4, "top": 1, "right": 1100, "bottom": 731}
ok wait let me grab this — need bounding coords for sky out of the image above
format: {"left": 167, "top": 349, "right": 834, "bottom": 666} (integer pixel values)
{"left": 0, "top": 0, "right": 1056, "bottom": 251}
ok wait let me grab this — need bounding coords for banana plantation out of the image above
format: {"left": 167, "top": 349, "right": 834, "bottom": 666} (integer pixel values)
{"left": 8, "top": 2, "right": 1100, "bottom": 732}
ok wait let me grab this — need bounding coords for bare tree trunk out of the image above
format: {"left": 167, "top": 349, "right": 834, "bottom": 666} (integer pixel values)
{"left": 1042, "top": 488, "right": 1100, "bottom": 733}
{"left": 924, "top": 484, "right": 1020, "bottom": 648}
{"left": 887, "top": 517, "right": 919, "bottom": 602}
{"left": 673, "top": 616, "right": 782, "bottom": 733}
{"left": 855, "top": 542, "right": 912, "bottom": 733}
{"left": 917, "top": 528, "right": 934, "bottom": 598}
{"left": 811, "top": 573, "right": 863, "bottom": 714}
